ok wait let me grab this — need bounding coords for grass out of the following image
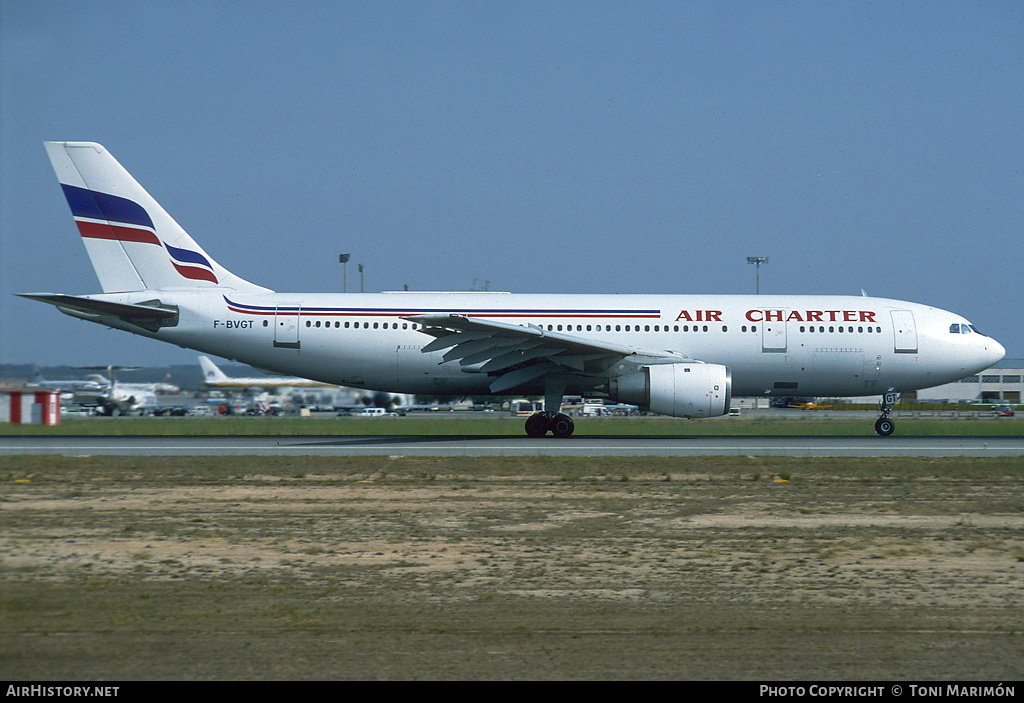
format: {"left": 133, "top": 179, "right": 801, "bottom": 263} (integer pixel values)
{"left": 2, "top": 453, "right": 1022, "bottom": 483}
{"left": 3, "top": 452, "right": 1022, "bottom": 679}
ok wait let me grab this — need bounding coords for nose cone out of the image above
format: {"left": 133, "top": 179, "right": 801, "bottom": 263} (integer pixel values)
{"left": 989, "top": 338, "right": 1006, "bottom": 367}
{"left": 960, "top": 332, "right": 1006, "bottom": 378}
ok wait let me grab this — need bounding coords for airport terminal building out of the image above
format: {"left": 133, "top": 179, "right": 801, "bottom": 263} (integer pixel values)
{"left": 905, "top": 358, "right": 1023, "bottom": 405}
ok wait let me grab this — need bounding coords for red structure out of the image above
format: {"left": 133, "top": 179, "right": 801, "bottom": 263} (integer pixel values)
{"left": 0, "top": 388, "right": 61, "bottom": 425}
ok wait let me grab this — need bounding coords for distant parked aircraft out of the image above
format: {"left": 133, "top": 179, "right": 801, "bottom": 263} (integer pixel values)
{"left": 199, "top": 355, "right": 333, "bottom": 389}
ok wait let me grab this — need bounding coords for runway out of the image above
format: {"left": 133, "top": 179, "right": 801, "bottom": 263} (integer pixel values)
{"left": 3, "top": 434, "right": 1023, "bottom": 457}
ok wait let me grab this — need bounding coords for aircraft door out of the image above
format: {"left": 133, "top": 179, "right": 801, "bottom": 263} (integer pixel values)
{"left": 396, "top": 344, "right": 429, "bottom": 389}
{"left": 273, "top": 303, "right": 301, "bottom": 349}
{"left": 761, "top": 318, "right": 787, "bottom": 352}
{"left": 890, "top": 310, "right": 917, "bottom": 353}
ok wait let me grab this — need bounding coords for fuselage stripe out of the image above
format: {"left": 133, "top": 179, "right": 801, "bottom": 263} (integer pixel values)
{"left": 224, "top": 296, "right": 660, "bottom": 318}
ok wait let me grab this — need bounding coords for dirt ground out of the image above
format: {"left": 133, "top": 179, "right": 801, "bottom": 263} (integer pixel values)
{"left": 2, "top": 455, "right": 1022, "bottom": 680}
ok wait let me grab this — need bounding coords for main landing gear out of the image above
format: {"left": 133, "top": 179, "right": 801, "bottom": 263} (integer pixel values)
{"left": 874, "top": 391, "right": 899, "bottom": 436}
{"left": 525, "top": 412, "right": 575, "bottom": 438}
{"left": 524, "top": 372, "right": 575, "bottom": 437}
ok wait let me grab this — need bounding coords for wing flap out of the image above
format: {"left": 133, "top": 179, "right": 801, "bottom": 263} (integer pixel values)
{"left": 488, "top": 362, "right": 560, "bottom": 394}
{"left": 479, "top": 346, "right": 555, "bottom": 373}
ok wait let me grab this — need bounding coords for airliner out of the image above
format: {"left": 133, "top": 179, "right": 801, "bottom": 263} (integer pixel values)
{"left": 21, "top": 142, "right": 1005, "bottom": 437}
{"left": 69, "top": 365, "right": 158, "bottom": 415}
{"left": 199, "top": 354, "right": 411, "bottom": 410}
{"left": 27, "top": 367, "right": 105, "bottom": 393}
{"left": 199, "top": 355, "right": 335, "bottom": 389}
{"left": 28, "top": 364, "right": 165, "bottom": 414}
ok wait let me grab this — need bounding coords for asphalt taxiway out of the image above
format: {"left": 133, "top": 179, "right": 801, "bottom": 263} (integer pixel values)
{"left": 2, "top": 434, "right": 1023, "bottom": 457}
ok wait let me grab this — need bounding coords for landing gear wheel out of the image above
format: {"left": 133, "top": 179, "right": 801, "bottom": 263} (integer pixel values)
{"left": 524, "top": 412, "right": 575, "bottom": 438}
{"left": 550, "top": 413, "right": 575, "bottom": 438}
{"left": 875, "top": 391, "right": 899, "bottom": 437}
{"left": 525, "top": 413, "right": 548, "bottom": 437}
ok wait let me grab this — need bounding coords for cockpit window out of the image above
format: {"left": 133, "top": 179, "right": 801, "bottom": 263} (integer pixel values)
{"left": 961, "top": 324, "right": 972, "bottom": 334}
{"left": 950, "top": 323, "right": 961, "bottom": 334}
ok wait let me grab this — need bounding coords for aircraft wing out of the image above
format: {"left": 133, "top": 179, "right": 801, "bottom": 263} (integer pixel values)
{"left": 403, "top": 313, "right": 689, "bottom": 393}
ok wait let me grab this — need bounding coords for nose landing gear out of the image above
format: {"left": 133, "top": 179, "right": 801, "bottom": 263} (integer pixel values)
{"left": 875, "top": 391, "right": 899, "bottom": 436}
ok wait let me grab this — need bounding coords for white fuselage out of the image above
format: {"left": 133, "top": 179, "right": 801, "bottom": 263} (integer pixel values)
{"left": 87, "top": 290, "right": 1005, "bottom": 400}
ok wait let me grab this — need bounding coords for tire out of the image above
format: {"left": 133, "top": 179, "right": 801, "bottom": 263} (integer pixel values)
{"left": 550, "top": 413, "right": 575, "bottom": 438}
{"left": 874, "top": 417, "right": 895, "bottom": 436}
{"left": 525, "top": 413, "right": 548, "bottom": 437}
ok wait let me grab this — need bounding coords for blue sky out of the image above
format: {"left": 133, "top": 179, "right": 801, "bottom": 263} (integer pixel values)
{"left": 2, "top": 1, "right": 1021, "bottom": 367}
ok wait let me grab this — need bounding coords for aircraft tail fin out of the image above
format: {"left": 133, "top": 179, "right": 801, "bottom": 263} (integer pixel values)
{"left": 44, "top": 142, "right": 270, "bottom": 294}
{"left": 198, "top": 356, "right": 231, "bottom": 385}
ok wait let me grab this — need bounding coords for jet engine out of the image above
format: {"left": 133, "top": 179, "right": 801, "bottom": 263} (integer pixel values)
{"left": 359, "top": 391, "right": 405, "bottom": 411}
{"left": 609, "top": 363, "right": 731, "bottom": 418}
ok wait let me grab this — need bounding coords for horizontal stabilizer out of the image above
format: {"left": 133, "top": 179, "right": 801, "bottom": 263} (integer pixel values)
{"left": 18, "top": 293, "right": 178, "bottom": 331}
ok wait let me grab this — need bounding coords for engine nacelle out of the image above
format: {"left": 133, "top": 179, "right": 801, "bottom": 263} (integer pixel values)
{"left": 610, "top": 363, "right": 731, "bottom": 418}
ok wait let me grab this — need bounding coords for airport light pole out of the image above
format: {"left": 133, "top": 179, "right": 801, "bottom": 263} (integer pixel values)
{"left": 747, "top": 256, "right": 768, "bottom": 294}
{"left": 358, "top": 263, "right": 365, "bottom": 293}
{"left": 339, "top": 253, "right": 350, "bottom": 293}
